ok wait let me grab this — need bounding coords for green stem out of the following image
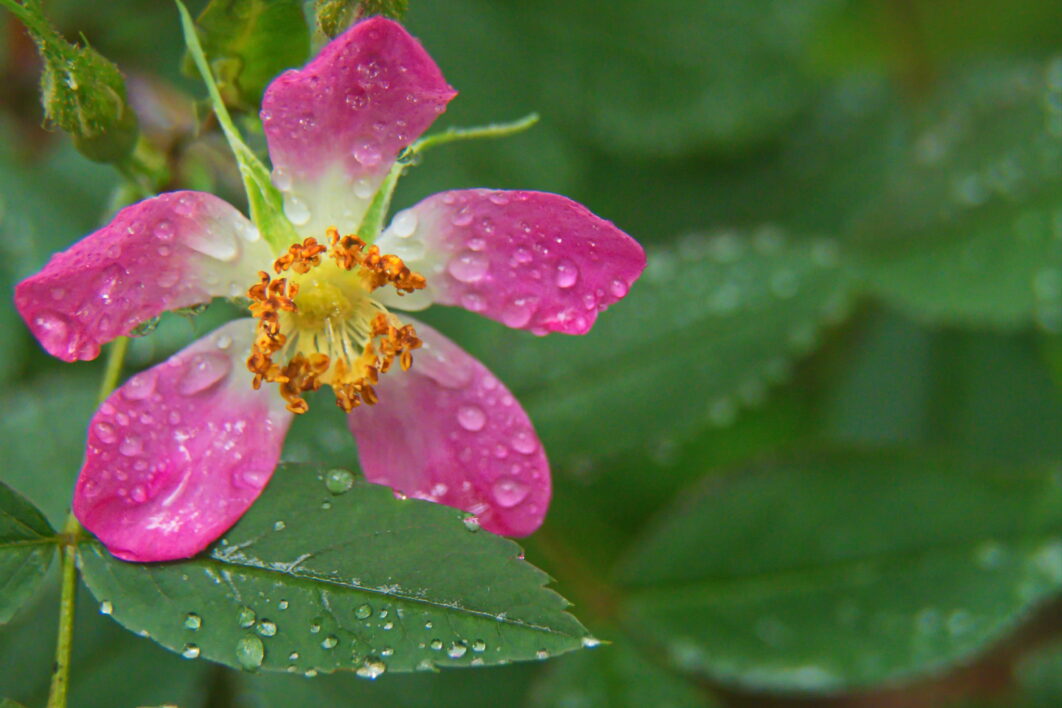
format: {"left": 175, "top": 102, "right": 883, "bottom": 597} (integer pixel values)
{"left": 46, "top": 336, "right": 130, "bottom": 708}
{"left": 411, "top": 113, "right": 539, "bottom": 155}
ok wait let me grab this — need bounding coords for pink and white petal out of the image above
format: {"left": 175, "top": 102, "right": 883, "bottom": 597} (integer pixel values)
{"left": 261, "top": 17, "right": 455, "bottom": 238}
{"left": 374, "top": 190, "right": 646, "bottom": 334}
{"left": 15, "top": 191, "right": 271, "bottom": 362}
{"left": 73, "top": 319, "right": 293, "bottom": 562}
{"left": 347, "top": 318, "right": 549, "bottom": 537}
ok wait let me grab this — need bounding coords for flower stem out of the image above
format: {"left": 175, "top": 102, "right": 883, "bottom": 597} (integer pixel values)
{"left": 46, "top": 336, "right": 130, "bottom": 708}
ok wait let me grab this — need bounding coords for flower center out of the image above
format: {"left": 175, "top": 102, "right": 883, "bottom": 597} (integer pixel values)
{"left": 247, "top": 228, "right": 426, "bottom": 414}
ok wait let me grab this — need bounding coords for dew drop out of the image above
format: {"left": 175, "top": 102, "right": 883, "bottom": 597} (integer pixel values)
{"left": 353, "top": 178, "right": 373, "bottom": 199}
{"left": 256, "top": 620, "right": 277, "bottom": 637}
{"left": 95, "top": 422, "right": 117, "bottom": 444}
{"left": 447, "top": 251, "right": 489, "bottom": 283}
{"left": 501, "top": 298, "right": 535, "bottom": 328}
{"left": 581, "top": 637, "right": 602, "bottom": 648}
{"left": 177, "top": 353, "right": 231, "bottom": 396}
{"left": 554, "top": 260, "right": 579, "bottom": 288}
{"left": 271, "top": 167, "right": 292, "bottom": 191}
{"left": 472, "top": 639, "right": 486, "bottom": 653}
{"left": 282, "top": 194, "right": 311, "bottom": 226}
{"left": 429, "top": 639, "right": 443, "bottom": 651}
{"left": 321, "top": 635, "right": 339, "bottom": 649}
{"left": 153, "top": 220, "right": 175, "bottom": 241}
{"left": 182, "top": 644, "right": 200, "bottom": 659}
{"left": 99, "top": 601, "right": 113, "bottom": 615}
{"left": 356, "top": 657, "right": 387, "bottom": 679}
{"left": 185, "top": 229, "right": 238, "bottom": 262}
{"left": 353, "top": 140, "right": 382, "bottom": 167}
{"left": 324, "top": 468, "right": 356, "bottom": 494}
{"left": 309, "top": 618, "right": 322, "bottom": 634}
{"left": 130, "top": 485, "right": 148, "bottom": 503}
{"left": 391, "top": 209, "right": 418, "bottom": 238}
{"left": 492, "top": 477, "right": 530, "bottom": 508}
{"left": 123, "top": 371, "right": 156, "bottom": 400}
{"left": 236, "top": 636, "right": 265, "bottom": 669}
{"left": 278, "top": 600, "right": 289, "bottom": 611}
{"left": 119, "top": 436, "right": 143, "bottom": 457}
{"left": 462, "top": 515, "right": 481, "bottom": 532}
{"left": 237, "top": 606, "right": 256, "bottom": 628}
{"left": 536, "top": 649, "right": 550, "bottom": 660}
{"left": 33, "top": 311, "right": 71, "bottom": 354}
{"left": 512, "top": 430, "right": 537, "bottom": 455}
{"left": 355, "top": 604, "right": 372, "bottom": 620}
{"left": 460, "top": 292, "right": 486, "bottom": 312}
{"left": 447, "top": 641, "right": 468, "bottom": 659}
{"left": 288, "top": 651, "right": 300, "bottom": 661}
{"left": 215, "top": 335, "right": 233, "bottom": 350}
{"left": 457, "top": 404, "right": 486, "bottom": 432}
{"left": 451, "top": 206, "right": 474, "bottom": 227}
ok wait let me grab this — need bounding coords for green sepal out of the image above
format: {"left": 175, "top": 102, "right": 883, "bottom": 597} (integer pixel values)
{"left": 176, "top": 0, "right": 296, "bottom": 253}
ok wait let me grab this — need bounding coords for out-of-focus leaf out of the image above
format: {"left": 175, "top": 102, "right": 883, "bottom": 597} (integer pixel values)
{"left": 1016, "top": 640, "right": 1062, "bottom": 708}
{"left": 0, "top": 483, "right": 55, "bottom": 624}
{"left": 530, "top": 636, "right": 720, "bottom": 708}
{"left": 189, "top": 0, "right": 310, "bottom": 109}
{"left": 234, "top": 660, "right": 536, "bottom": 707}
{"left": 618, "top": 449, "right": 1062, "bottom": 692}
{"left": 854, "top": 58, "right": 1062, "bottom": 331}
{"left": 501, "top": 0, "right": 846, "bottom": 158}
{"left": 0, "top": 372, "right": 98, "bottom": 527}
{"left": 429, "top": 230, "right": 854, "bottom": 468}
{"left": 79, "top": 463, "right": 591, "bottom": 675}
{"left": 0, "top": 582, "right": 210, "bottom": 708}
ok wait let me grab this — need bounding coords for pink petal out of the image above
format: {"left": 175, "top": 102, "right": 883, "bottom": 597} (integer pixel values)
{"left": 261, "top": 17, "right": 455, "bottom": 237}
{"left": 14, "top": 191, "right": 270, "bottom": 362}
{"left": 374, "top": 190, "right": 646, "bottom": 334}
{"left": 73, "top": 319, "right": 293, "bottom": 562}
{"left": 347, "top": 318, "right": 549, "bottom": 537}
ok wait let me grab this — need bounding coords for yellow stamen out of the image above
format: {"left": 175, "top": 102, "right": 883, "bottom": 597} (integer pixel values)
{"left": 246, "top": 229, "right": 425, "bottom": 414}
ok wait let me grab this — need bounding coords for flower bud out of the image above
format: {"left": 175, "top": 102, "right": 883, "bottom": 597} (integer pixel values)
{"left": 39, "top": 43, "right": 139, "bottom": 163}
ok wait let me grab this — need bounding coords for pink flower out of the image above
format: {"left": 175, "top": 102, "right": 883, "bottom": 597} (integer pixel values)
{"left": 14, "top": 18, "right": 645, "bottom": 562}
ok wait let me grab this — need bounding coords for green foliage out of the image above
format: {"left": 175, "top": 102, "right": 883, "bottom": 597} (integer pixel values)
{"left": 853, "top": 58, "right": 1062, "bottom": 331}
{"left": 0, "top": 483, "right": 55, "bottom": 624}
{"left": 618, "top": 449, "right": 1062, "bottom": 692}
{"left": 189, "top": 0, "right": 310, "bottom": 110}
{"left": 79, "top": 464, "right": 590, "bottom": 676}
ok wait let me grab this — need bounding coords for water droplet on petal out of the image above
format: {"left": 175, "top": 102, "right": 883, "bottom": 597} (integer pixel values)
{"left": 457, "top": 404, "right": 486, "bottom": 432}
{"left": 391, "top": 209, "right": 418, "bottom": 237}
{"left": 512, "top": 430, "right": 538, "bottom": 455}
{"left": 554, "top": 260, "right": 579, "bottom": 288}
{"left": 460, "top": 292, "right": 486, "bottom": 312}
{"left": 154, "top": 220, "right": 175, "bottom": 241}
{"left": 33, "top": 311, "right": 72, "bottom": 354}
{"left": 448, "top": 251, "right": 489, "bottom": 284}
{"left": 282, "top": 194, "right": 311, "bottom": 226}
{"left": 610, "top": 279, "right": 629, "bottom": 298}
{"left": 129, "top": 485, "right": 148, "bottom": 503}
{"left": 123, "top": 371, "right": 156, "bottom": 400}
{"left": 271, "top": 167, "right": 292, "bottom": 191}
{"left": 178, "top": 353, "right": 231, "bottom": 396}
{"left": 353, "top": 178, "right": 373, "bottom": 199}
{"left": 501, "top": 298, "right": 535, "bottom": 328}
{"left": 119, "top": 436, "right": 143, "bottom": 456}
{"left": 95, "top": 421, "right": 117, "bottom": 444}
{"left": 492, "top": 477, "right": 530, "bottom": 508}
{"left": 236, "top": 636, "right": 265, "bottom": 669}
{"left": 184, "top": 228, "right": 238, "bottom": 261}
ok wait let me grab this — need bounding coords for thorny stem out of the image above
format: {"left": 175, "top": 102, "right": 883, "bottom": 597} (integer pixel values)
{"left": 47, "top": 336, "right": 129, "bottom": 708}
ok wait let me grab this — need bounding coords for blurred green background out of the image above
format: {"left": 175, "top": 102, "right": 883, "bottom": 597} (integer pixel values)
{"left": 2, "top": 0, "right": 1062, "bottom": 706}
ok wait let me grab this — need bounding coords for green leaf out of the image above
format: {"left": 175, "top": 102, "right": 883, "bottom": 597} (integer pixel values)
{"left": 0, "top": 699, "right": 28, "bottom": 708}
{"left": 0, "top": 482, "right": 57, "bottom": 624}
{"left": 854, "top": 58, "right": 1062, "bottom": 331}
{"left": 430, "top": 229, "right": 854, "bottom": 467}
{"left": 190, "top": 0, "right": 310, "bottom": 109}
{"left": 500, "top": 0, "right": 847, "bottom": 158}
{"left": 530, "top": 635, "right": 721, "bottom": 708}
{"left": 617, "top": 448, "right": 1062, "bottom": 692}
{"left": 0, "top": 372, "right": 100, "bottom": 527}
{"left": 1016, "top": 640, "right": 1062, "bottom": 708}
{"left": 79, "top": 463, "right": 591, "bottom": 675}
